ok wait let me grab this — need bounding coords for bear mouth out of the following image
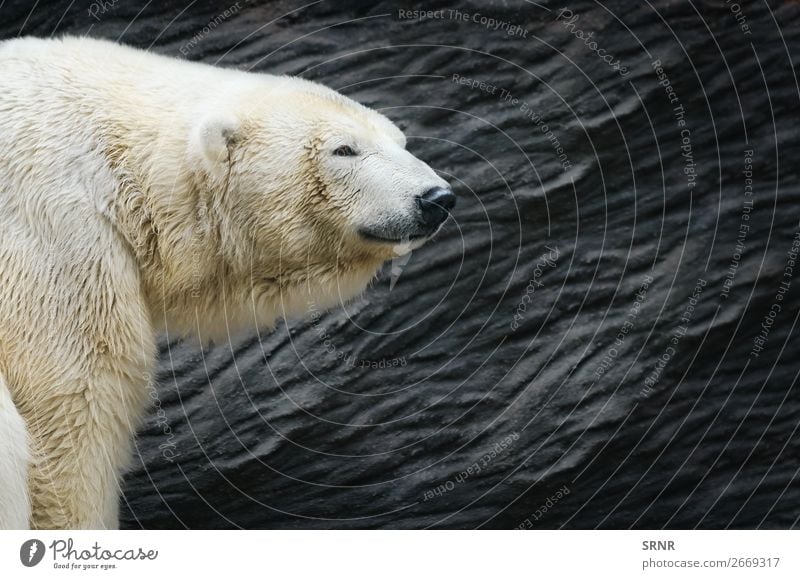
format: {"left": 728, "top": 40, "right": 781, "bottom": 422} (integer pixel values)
{"left": 358, "top": 229, "right": 429, "bottom": 244}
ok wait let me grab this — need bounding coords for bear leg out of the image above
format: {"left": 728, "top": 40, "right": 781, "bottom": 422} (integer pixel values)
{"left": 26, "top": 371, "right": 148, "bottom": 530}
{"left": 0, "top": 372, "right": 31, "bottom": 529}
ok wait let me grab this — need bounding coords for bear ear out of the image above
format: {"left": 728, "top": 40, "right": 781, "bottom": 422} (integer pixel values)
{"left": 189, "top": 113, "right": 241, "bottom": 176}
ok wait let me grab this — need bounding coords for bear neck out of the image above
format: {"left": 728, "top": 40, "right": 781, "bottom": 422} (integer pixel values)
{"left": 101, "top": 109, "right": 388, "bottom": 341}
{"left": 107, "top": 153, "right": 384, "bottom": 340}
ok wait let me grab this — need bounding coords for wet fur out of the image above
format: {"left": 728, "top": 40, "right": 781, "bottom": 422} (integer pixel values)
{"left": 0, "top": 36, "right": 444, "bottom": 528}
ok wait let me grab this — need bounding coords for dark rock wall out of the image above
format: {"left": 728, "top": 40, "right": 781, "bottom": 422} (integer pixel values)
{"left": 2, "top": 0, "right": 798, "bottom": 528}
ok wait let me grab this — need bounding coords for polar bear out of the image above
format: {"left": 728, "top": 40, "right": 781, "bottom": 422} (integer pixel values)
{"left": 0, "top": 36, "right": 455, "bottom": 529}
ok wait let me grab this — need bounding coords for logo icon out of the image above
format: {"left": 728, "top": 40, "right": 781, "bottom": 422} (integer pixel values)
{"left": 20, "top": 539, "right": 45, "bottom": 567}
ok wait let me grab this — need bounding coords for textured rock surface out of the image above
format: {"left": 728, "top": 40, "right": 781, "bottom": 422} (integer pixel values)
{"left": 2, "top": 0, "right": 798, "bottom": 528}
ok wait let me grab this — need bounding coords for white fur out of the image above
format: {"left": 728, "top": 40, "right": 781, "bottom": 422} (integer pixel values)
{"left": 0, "top": 36, "right": 448, "bottom": 529}
{"left": 0, "top": 373, "right": 30, "bottom": 529}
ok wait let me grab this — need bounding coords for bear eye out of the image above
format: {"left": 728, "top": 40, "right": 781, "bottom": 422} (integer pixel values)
{"left": 333, "top": 145, "right": 358, "bottom": 157}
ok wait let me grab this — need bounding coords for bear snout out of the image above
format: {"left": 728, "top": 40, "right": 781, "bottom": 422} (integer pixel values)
{"left": 416, "top": 186, "right": 456, "bottom": 228}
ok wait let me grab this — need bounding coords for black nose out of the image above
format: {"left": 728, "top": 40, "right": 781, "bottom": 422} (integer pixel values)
{"left": 417, "top": 187, "right": 456, "bottom": 227}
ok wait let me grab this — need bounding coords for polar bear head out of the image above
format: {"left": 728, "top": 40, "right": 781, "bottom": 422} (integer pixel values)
{"left": 181, "top": 78, "right": 455, "bottom": 330}
{"left": 191, "top": 80, "right": 454, "bottom": 257}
